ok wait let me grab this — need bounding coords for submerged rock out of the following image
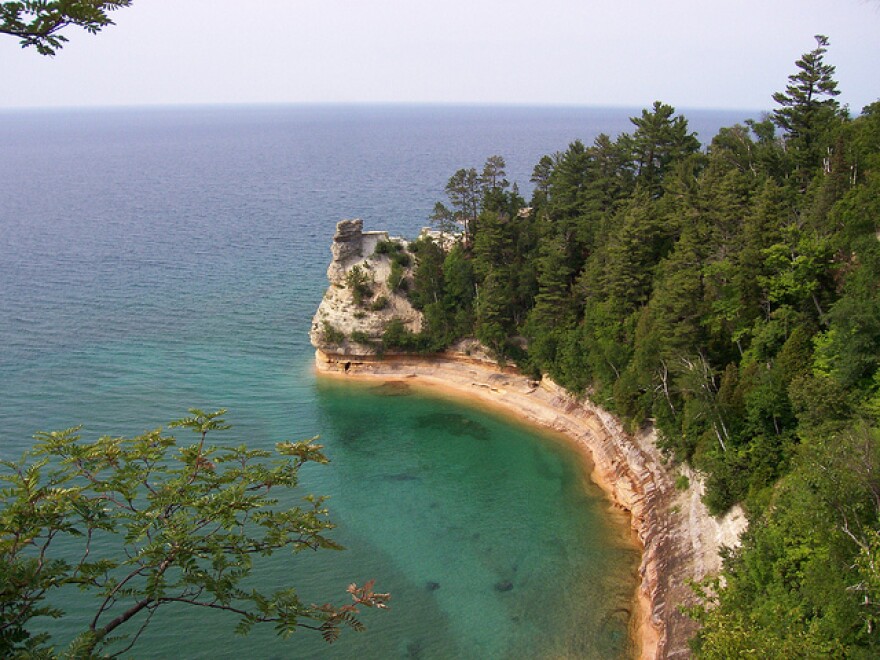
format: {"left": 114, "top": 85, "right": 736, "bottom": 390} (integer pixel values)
{"left": 385, "top": 472, "right": 419, "bottom": 482}
{"left": 494, "top": 580, "right": 514, "bottom": 592}
{"left": 405, "top": 639, "right": 424, "bottom": 659}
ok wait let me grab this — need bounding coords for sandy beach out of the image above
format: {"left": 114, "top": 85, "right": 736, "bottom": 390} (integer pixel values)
{"left": 313, "top": 348, "right": 746, "bottom": 659}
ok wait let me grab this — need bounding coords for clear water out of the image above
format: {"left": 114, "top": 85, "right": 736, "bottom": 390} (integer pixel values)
{"left": 0, "top": 104, "right": 748, "bottom": 658}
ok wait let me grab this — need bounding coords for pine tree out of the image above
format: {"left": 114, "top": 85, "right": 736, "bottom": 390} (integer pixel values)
{"left": 443, "top": 168, "right": 482, "bottom": 245}
{"left": 772, "top": 35, "right": 842, "bottom": 180}
{"left": 629, "top": 101, "right": 700, "bottom": 196}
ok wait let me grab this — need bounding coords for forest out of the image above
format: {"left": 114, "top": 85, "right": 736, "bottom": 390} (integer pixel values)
{"left": 381, "top": 36, "right": 880, "bottom": 656}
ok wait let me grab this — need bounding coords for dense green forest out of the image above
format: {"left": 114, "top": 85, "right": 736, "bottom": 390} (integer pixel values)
{"left": 387, "top": 36, "right": 880, "bottom": 655}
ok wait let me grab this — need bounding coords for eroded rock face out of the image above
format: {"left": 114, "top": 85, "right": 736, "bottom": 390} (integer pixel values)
{"left": 328, "top": 218, "right": 364, "bottom": 280}
{"left": 310, "top": 219, "right": 422, "bottom": 356}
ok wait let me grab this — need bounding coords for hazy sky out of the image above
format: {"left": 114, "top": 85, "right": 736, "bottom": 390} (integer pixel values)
{"left": 1, "top": 0, "right": 878, "bottom": 111}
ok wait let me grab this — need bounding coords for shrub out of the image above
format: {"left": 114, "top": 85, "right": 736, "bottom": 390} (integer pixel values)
{"left": 381, "top": 320, "right": 436, "bottom": 353}
{"left": 388, "top": 261, "right": 408, "bottom": 293}
{"left": 391, "top": 251, "right": 411, "bottom": 268}
{"left": 382, "top": 319, "right": 420, "bottom": 351}
{"left": 373, "top": 240, "right": 403, "bottom": 256}
{"left": 321, "top": 321, "right": 346, "bottom": 344}
{"left": 350, "top": 330, "right": 373, "bottom": 344}
{"left": 374, "top": 240, "right": 410, "bottom": 267}
{"left": 345, "top": 265, "right": 373, "bottom": 306}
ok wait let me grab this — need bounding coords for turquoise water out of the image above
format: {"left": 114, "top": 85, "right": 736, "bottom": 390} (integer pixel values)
{"left": 0, "top": 105, "right": 749, "bottom": 657}
{"left": 114, "top": 381, "right": 641, "bottom": 659}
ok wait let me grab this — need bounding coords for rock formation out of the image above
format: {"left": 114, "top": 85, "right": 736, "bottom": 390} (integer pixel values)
{"left": 310, "top": 219, "right": 423, "bottom": 357}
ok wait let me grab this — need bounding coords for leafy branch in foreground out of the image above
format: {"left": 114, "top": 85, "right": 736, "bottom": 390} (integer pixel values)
{"left": 0, "top": 1, "right": 132, "bottom": 55}
{"left": 0, "top": 409, "right": 389, "bottom": 658}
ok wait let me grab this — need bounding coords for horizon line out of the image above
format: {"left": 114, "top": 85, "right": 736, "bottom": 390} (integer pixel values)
{"left": 0, "top": 100, "right": 769, "bottom": 115}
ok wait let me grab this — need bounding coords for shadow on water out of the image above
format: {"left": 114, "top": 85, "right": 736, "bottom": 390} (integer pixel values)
{"left": 415, "top": 411, "right": 492, "bottom": 442}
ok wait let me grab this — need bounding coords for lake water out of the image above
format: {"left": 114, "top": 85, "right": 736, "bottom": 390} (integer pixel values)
{"left": 0, "top": 104, "right": 750, "bottom": 658}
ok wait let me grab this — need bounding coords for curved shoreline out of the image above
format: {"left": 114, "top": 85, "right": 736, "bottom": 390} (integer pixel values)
{"left": 313, "top": 348, "right": 746, "bottom": 659}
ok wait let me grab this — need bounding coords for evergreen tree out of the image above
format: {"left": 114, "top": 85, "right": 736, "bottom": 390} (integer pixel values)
{"left": 409, "top": 237, "right": 446, "bottom": 311}
{"left": 530, "top": 154, "right": 558, "bottom": 206}
{"left": 629, "top": 101, "right": 700, "bottom": 196}
{"left": 524, "top": 233, "right": 576, "bottom": 369}
{"left": 440, "top": 168, "right": 482, "bottom": 245}
{"left": 442, "top": 244, "right": 476, "bottom": 338}
{"left": 474, "top": 271, "right": 509, "bottom": 355}
{"left": 480, "top": 155, "right": 509, "bottom": 192}
{"left": 772, "top": 35, "right": 842, "bottom": 181}
{"left": 600, "top": 192, "right": 673, "bottom": 314}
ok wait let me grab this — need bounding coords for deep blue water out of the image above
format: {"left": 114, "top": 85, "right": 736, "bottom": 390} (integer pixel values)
{"left": 0, "top": 104, "right": 750, "bottom": 658}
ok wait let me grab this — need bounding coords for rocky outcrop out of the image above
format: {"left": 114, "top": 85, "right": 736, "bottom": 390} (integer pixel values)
{"left": 310, "top": 219, "right": 422, "bottom": 356}
{"left": 310, "top": 224, "right": 747, "bottom": 658}
{"left": 328, "top": 218, "right": 367, "bottom": 280}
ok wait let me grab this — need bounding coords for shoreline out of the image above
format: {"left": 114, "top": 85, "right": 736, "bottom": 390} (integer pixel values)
{"left": 313, "top": 348, "right": 746, "bottom": 659}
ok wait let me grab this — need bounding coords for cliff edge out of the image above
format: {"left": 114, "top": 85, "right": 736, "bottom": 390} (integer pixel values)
{"left": 310, "top": 220, "right": 746, "bottom": 659}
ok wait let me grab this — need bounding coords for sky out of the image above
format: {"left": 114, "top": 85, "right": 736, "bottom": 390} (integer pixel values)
{"left": 1, "top": 0, "right": 878, "bottom": 112}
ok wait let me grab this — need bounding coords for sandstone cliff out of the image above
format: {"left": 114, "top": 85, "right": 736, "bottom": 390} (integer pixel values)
{"left": 310, "top": 219, "right": 423, "bottom": 357}
{"left": 310, "top": 222, "right": 746, "bottom": 659}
